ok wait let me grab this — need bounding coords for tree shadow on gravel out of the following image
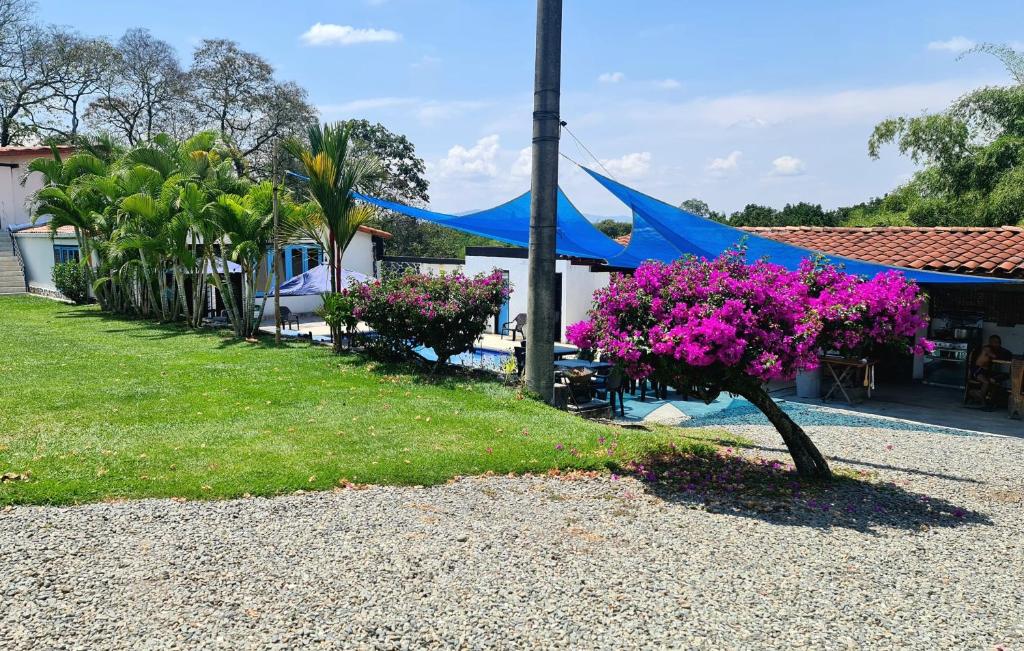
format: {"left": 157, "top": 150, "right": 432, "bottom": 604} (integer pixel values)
{"left": 623, "top": 447, "right": 992, "bottom": 534}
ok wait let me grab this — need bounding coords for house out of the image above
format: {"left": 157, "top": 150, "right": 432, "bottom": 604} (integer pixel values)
{"left": 0, "top": 146, "right": 75, "bottom": 295}
{"left": 745, "top": 225, "right": 1024, "bottom": 387}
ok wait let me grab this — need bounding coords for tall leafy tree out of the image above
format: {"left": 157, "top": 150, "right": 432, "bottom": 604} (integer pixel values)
{"left": 85, "top": 29, "right": 186, "bottom": 145}
{"left": 35, "top": 31, "right": 117, "bottom": 141}
{"left": 679, "top": 198, "right": 726, "bottom": 222}
{"left": 593, "top": 218, "right": 631, "bottom": 239}
{"left": 187, "top": 39, "right": 316, "bottom": 178}
{"left": 868, "top": 42, "right": 1024, "bottom": 226}
{"left": 0, "top": 2, "right": 60, "bottom": 145}
{"left": 340, "top": 119, "right": 457, "bottom": 256}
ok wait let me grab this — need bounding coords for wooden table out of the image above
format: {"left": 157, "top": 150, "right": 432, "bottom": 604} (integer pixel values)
{"left": 820, "top": 356, "right": 875, "bottom": 405}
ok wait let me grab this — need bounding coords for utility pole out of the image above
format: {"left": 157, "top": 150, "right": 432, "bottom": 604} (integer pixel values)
{"left": 525, "top": 0, "right": 563, "bottom": 403}
{"left": 272, "top": 139, "right": 282, "bottom": 346}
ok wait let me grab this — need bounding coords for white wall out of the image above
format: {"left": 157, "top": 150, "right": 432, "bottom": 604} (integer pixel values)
{"left": 465, "top": 252, "right": 612, "bottom": 340}
{"left": 14, "top": 232, "right": 75, "bottom": 291}
{"left": 337, "top": 230, "right": 376, "bottom": 276}
{"left": 562, "top": 262, "right": 609, "bottom": 334}
{"left": 0, "top": 153, "right": 47, "bottom": 231}
{"left": 465, "top": 254, "right": 528, "bottom": 335}
{"left": 419, "top": 261, "right": 464, "bottom": 276}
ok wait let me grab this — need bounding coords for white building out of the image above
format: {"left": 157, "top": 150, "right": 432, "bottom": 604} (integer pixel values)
{"left": 462, "top": 246, "right": 610, "bottom": 341}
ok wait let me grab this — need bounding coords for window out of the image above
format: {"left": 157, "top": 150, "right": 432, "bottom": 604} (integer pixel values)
{"left": 53, "top": 245, "right": 80, "bottom": 264}
{"left": 262, "top": 245, "right": 323, "bottom": 292}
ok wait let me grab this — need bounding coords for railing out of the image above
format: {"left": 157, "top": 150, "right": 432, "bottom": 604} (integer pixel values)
{"left": 7, "top": 228, "right": 29, "bottom": 293}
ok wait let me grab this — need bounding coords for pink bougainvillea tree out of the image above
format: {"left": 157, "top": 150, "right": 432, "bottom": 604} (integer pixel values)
{"left": 354, "top": 270, "right": 508, "bottom": 373}
{"left": 566, "top": 253, "right": 932, "bottom": 479}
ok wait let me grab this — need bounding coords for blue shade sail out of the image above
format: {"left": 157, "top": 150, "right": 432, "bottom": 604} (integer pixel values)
{"left": 354, "top": 189, "right": 624, "bottom": 260}
{"left": 351, "top": 171, "right": 1018, "bottom": 285}
{"left": 583, "top": 168, "right": 1016, "bottom": 284}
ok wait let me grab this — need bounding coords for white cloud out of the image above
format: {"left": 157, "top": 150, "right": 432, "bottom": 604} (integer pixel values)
{"left": 511, "top": 147, "right": 532, "bottom": 177}
{"left": 300, "top": 23, "right": 401, "bottom": 46}
{"left": 927, "top": 36, "right": 975, "bottom": 53}
{"left": 598, "top": 71, "right": 625, "bottom": 84}
{"left": 707, "top": 150, "right": 742, "bottom": 174}
{"left": 771, "top": 155, "right": 805, "bottom": 176}
{"left": 437, "top": 135, "right": 501, "bottom": 178}
{"left": 656, "top": 78, "right": 681, "bottom": 90}
{"left": 599, "top": 152, "right": 651, "bottom": 179}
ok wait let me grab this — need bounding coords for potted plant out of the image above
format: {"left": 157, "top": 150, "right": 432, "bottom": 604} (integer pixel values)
{"left": 565, "top": 368, "right": 594, "bottom": 405}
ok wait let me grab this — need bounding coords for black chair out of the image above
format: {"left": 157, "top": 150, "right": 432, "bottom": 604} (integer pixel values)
{"left": 513, "top": 345, "right": 526, "bottom": 377}
{"left": 594, "top": 366, "right": 625, "bottom": 417}
{"left": 278, "top": 306, "right": 300, "bottom": 330}
{"left": 501, "top": 313, "right": 527, "bottom": 341}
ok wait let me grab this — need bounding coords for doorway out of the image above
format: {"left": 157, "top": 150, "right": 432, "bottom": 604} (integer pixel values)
{"left": 495, "top": 269, "right": 510, "bottom": 334}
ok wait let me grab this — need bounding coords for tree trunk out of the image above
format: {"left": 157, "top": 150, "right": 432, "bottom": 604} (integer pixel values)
{"left": 328, "top": 231, "right": 338, "bottom": 293}
{"left": 736, "top": 382, "right": 832, "bottom": 480}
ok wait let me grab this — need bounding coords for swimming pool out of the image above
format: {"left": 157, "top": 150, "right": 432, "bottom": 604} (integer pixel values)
{"left": 415, "top": 346, "right": 513, "bottom": 372}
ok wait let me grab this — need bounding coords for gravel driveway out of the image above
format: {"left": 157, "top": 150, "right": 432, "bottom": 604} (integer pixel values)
{"left": 3, "top": 419, "right": 1023, "bottom": 650}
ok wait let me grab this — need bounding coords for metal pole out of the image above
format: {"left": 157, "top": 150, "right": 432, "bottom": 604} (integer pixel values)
{"left": 525, "top": 0, "right": 562, "bottom": 403}
{"left": 272, "top": 140, "right": 282, "bottom": 346}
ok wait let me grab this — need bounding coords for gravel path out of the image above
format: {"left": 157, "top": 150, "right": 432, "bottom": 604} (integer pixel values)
{"left": 3, "top": 419, "right": 1023, "bottom": 650}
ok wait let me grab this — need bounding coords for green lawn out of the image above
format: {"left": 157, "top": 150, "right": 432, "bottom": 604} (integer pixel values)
{"left": 0, "top": 296, "right": 720, "bottom": 505}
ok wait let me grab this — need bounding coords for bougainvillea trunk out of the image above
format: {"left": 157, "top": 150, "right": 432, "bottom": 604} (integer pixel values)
{"left": 565, "top": 254, "right": 932, "bottom": 483}
{"left": 734, "top": 383, "right": 832, "bottom": 480}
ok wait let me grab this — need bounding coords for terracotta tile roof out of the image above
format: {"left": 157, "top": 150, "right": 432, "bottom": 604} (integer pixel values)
{"left": 0, "top": 145, "right": 74, "bottom": 158}
{"left": 358, "top": 224, "right": 391, "bottom": 239}
{"left": 14, "top": 224, "right": 75, "bottom": 235}
{"left": 742, "top": 226, "right": 1024, "bottom": 278}
{"left": 614, "top": 234, "right": 631, "bottom": 246}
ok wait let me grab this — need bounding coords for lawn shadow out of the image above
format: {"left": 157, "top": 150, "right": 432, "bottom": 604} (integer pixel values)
{"left": 359, "top": 352, "right": 508, "bottom": 390}
{"left": 625, "top": 447, "right": 991, "bottom": 534}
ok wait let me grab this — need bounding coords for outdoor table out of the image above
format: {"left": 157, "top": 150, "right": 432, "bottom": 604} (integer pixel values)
{"left": 554, "top": 359, "right": 612, "bottom": 371}
{"left": 552, "top": 344, "right": 578, "bottom": 360}
{"left": 820, "top": 356, "right": 875, "bottom": 405}
{"left": 506, "top": 343, "right": 576, "bottom": 359}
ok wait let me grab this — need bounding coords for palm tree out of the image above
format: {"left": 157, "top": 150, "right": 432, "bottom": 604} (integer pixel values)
{"left": 285, "top": 122, "right": 379, "bottom": 292}
{"left": 25, "top": 147, "right": 111, "bottom": 306}
{"left": 204, "top": 192, "right": 274, "bottom": 338}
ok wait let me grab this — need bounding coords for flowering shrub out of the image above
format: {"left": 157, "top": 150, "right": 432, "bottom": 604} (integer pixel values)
{"left": 566, "top": 253, "right": 931, "bottom": 479}
{"left": 354, "top": 270, "right": 509, "bottom": 372}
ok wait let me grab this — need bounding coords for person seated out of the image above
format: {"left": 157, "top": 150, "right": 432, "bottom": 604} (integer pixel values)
{"left": 971, "top": 335, "right": 1013, "bottom": 408}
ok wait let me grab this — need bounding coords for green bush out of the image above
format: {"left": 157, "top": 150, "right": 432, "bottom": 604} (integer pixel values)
{"left": 316, "top": 291, "right": 360, "bottom": 354}
{"left": 51, "top": 261, "right": 90, "bottom": 304}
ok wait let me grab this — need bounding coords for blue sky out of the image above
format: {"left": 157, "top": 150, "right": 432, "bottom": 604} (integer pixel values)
{"left": 38, "top": 0, "right": 1024, "bottom": 216}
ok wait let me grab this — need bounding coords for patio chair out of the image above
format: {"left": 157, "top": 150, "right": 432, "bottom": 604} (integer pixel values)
{"left": 964, "top": 346, "right": 1010, "bottom": 408}
{"left": 594, "top": 366, "right": 625, "bottom": 417}
{"left": 278, "top": 306, "right": 300, "bottom": 330}
{"left": 501, "top": 313, "right": 527, "bottom": 341}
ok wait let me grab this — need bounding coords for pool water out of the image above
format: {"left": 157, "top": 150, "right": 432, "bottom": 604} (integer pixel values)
{"left": 415, "top": 346, "right": 513, "bottom": 372}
